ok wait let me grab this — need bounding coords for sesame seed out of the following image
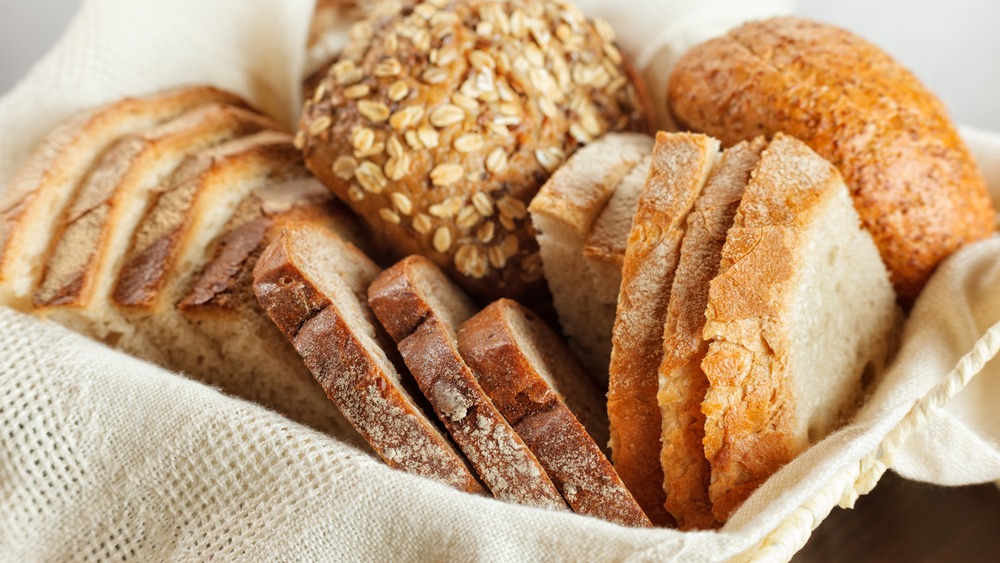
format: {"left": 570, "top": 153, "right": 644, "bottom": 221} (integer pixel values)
{"left": 379, "top": 208, "right": 401, "bottom": 224}
{"left": 352, "top": 127, "right": 375, "bottom": 152}
{"left": 430, "top": 163, "right": 463, "bottom": 186}
{"left": 333, "top": 156, "right": 358, "bottom": 181}
{"left": 456, "top": 205, "right": 480, "bottom": 229}
{"left": 347, "top": 185, "right": 365, "bottom": 202}
{"left": 374, "top": 57, "right": 402, "bottom": 77}
{"left": 453, "top": 134, "right": 483, "bottom": 153}
{"left": 477, "top": 221, "right": 495, "bottom": 243}
{"left": 391, "top": 192, "right": 413, "bottom": 215}
{"left": 413, "top": 213, "right": 433, "bottom": 235}
{"left": 356, "top": 161, "right": 387, "bottom": 194}
{"left": 496, "top": 196, "right": 528, "bottom": 220}
{"left": 389, "top": 105, "right": 424, "bottom": 132}
{"left": 388, "top": 80, "right": 410, "bottom": 102}
{"left": 358, "top": 100, "right": 390, "bottom": 123}
{"left": 308, "top": 115, "right": 332, "bottom": 136}
{"left": 485, "top": 148, "right": 508, "bottom": 174}
{"left": 433, "top": 227, "right": 452, "bottom": 253}
{"left": 429, "top": 104, "right": 465, "bottom": 127}
{"left": 417, "top": 125, "right": 440, "bottom": 148}
{"left": 344, "top": 84, "right": 371, "bottom": 99}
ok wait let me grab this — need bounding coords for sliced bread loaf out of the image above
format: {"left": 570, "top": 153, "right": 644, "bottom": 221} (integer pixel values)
{"left": 254, "top": 223, "right": 484, "bottom": 493}
{"left": 369, "top": 255, "right": 566, "bottom": 509}
{"left": 0, "top": 87, "right": 246, "bottom": 307}
{"left": 528, "top": 133, "right": 654, "bottom": 380}
{"left": 701, "top": 133, "right": 899, "bottom": 521}
{"left": 458, "top": 299, "right": 650, "bottom": 527}
{"left": 607, "top": 132, "right": 719, "bottom": 526}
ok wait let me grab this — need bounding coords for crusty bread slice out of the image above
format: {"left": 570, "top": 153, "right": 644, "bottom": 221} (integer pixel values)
{"left": 369, "top": 255, "right": 567, "bottom": 509}
{"left": 458, "top": 299, "right": 650, "bottom": 527}
{"left": 656, "top": 138, "right": 765, "bottom": 530}
{"left": 0, "top": 86, "right": 246, "bottom": 307}
{"left": 701, "top": 133, "right": 899, "bottom": 521}
{"left": 253, "top": 223, "right": 484, "bottom": 493}
{"left": 607, "top": 132, "right": 720, "bottom": 526}
{"left": 528, "top": 133, "right": 653, "bottom": 380}
{"left": 34, "top": 105, "right": 281, "bottom": 330}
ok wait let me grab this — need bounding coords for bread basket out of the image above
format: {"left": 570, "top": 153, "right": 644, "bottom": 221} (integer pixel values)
{"left": 1, "top": 0, "right": 998, "bottom": 560}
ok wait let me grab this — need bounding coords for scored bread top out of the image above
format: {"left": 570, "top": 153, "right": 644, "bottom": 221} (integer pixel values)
{"left": 607, "top": 132, "right": 719, "bottom": 527}
{"left": 656, "top": 137, "right": 765, "bottom": 530}
{"left": 369, "top": 255, "right": 566, "bottom": 509}
{"left": 253, "top": 223, "right": 484, "bottom": 493}
{"left": 113, "top": 130, "right": 299, "bottom": 311}
{"left": 34, "top": 104, "right": 280, "bottom": 310}
{"left": 458, "top": 299, "right": 650, "bottom": 528}
{"left": 0, "top": 86, "right": 247, "bottom": 306}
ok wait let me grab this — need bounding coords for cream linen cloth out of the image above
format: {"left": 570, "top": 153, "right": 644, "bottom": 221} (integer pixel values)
{"left": 1, "top": 0, "right": 999, "bottom": 561}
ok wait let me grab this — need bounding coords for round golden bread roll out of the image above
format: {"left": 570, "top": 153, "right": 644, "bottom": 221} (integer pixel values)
{"left": 667, "top": 17, "right": 994, "bottom": 303}
{"left": 298, "top": 0, "right": 648, "bottom": 299}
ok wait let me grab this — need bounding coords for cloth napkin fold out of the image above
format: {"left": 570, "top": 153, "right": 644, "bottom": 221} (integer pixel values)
{"left": 1, "top": 0, "right": 998, "bottom": 561}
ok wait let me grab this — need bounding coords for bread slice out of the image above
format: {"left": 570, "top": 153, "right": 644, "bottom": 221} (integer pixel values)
{"left": 0, "top": 86, "right": 246, "bottom": 307}
{"left": 34, "top": 104, "right": 281, "bottom": 331}
{"left": 253, "top": 223, "right": 484, "bottom": 493}
{"left": 701, "top": 133, "right": 899, "bottom": 521}
{"left": 528, "top": 133, "right": 654, "bottom": 380}
{"left": 458, "top": 299, "right": 651, "bottom": 527}
{"left": 607, "top": 132, "right": 720, "bottom": 526}
{"left": 656, "top": 138, "right": 765, "bottom": 530}
{"left": 175, "top": 176, "right": 368, "bottom": 439}
{"left": 368, "top": 256, "right": 567, "bottom": 509}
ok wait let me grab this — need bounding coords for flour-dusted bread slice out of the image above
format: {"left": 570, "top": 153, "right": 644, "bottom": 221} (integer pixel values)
{"left": 528, "top": 133, "right": 653, "bottom": 380}
{"left": 458, "top": 299, "right": 650, "bottom": 527}
{"left": 656, "top": 138, "right": 765, "bottom": 530}
{"left": 0, "top": 86, "right": 246, "bottom": 307}
{"left": 701, "top": 133, "right": 899, "bottom": 521}
{"left": 175, "top": 177, "right": 368, "bottom": 439}
{"left": 607, "top": 132, "right": 719, "bottom": 526}
{"left": 254, "top": 223, "right": 484, "bottom": 493}
{"left": 369, "top": 255, "right": 566, "bottom": 509}
{"left": 34, "top": 104, "right": 280, "bottom": 332}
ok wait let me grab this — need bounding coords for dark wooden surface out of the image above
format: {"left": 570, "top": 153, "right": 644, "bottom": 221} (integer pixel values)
{"left": 795, "top": 472, "right": 1000, "bottom": 562}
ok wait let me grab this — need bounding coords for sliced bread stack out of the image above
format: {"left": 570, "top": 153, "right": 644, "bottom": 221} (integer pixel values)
{"left": 0, "top": 87, "right": 369, "bottom": 440}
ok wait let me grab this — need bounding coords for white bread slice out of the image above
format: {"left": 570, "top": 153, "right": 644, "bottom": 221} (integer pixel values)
{"left": 176, "top": 177, "right": 368, "bottom": 439}
{"left": 528, "top": 133, "right": 654, "bottom": 380}
{"left": 607, "top": 132, "right": 720, "bottom": 527}
{"left": 701, "top": 133, "right": 899, "bottom": 521}
{"left": 656, "top": 138, "right": 765, "bottom": 530}
{"left": 368, "top": 256, "right": 567, "bottom": 509}
{"left": 34, "top": 105, "right": 281, "bottom": 331}
{"left": 458, "top": 299, "right": 651, "bottom": 527}
{"left": 253, "top": 223, "right": 484, "bottom": 494}
{"left": 0, "top": 87, "right": 246, "bottom": 307}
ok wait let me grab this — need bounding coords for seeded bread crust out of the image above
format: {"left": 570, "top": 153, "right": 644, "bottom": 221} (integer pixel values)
{"left": 369, "top": 255, "right": 566, "bottom": 509}
{"left": 458, "top": 299, "right": 650, "bottom": 527}
{"left": 299, "top": 0, "right": 648, "bottom": 300}
{"left": 0, "top": 86, "right": 247, "bottom": 307}
{"left": 668, "top": 17, "right": 995, "bottom": 302}
{"left": 254, "top": 224, "right": 484, "bottom": 493}
{"left": 607, "top": 132, "right": 719, "bottom": 527}
{"left": 656, "top": 138, "right": 764, "bottom": 530}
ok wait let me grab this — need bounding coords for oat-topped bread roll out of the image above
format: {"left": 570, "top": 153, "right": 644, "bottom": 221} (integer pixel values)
{"left": 668, "top": 17, "right": 995, "bottom": 302}
{"left": 299, "top": 0, "right": 648, "bottom": 299}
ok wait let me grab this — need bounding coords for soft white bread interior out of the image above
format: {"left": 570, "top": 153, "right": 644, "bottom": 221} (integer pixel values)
{"left": 254, "top": 223, "right": 484, "bottom": 493}
{"left": 529, "top": 132, "right": 653, "bottom": 380}
{"left": 700, "top": 133, "right": 900, "bottom": 522}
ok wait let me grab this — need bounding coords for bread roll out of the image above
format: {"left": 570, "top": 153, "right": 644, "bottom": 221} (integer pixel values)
{"left": 299, "top": 0, "right": 648, "bottom": 300}
{"left": 668, "top": 17, "right": 994, "bottom": 302}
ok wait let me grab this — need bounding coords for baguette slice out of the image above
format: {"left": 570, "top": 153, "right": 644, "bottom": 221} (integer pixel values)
{"left": 369, "top": 255, "right": 567, "bottom": 509}
{"left": 701, "top": 133, "right": 899, "bottom": 521}
{"left": 253, "top": 223, "right": 484, "bottom": 493}
{"left": 0, "top": 86, "right": 247, "bottom": 307}
{"left": 34, "top": 104, "right": 281, "bottom": 330}
{"left": 607, "top": 132, "right": 719, "bottom": 526}
{"left": 656, "top": 138, "right": 765, "bottom": 530}
{"left": 175, "top": 177, "right": 368, "bottom": 439}
{"left": 529, "top": 133, "right": 654, "bottom": 380}
{"left": 458, "top": 299, "right": 650, "bottom": 527}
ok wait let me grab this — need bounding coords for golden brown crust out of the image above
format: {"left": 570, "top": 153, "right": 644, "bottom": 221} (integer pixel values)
{"left": 368, "top": 256, "right": 566, "bottom": 508}
{"left": 607, "top": 132, "right": 718, "bottom": 527}
{"left": 458, "top": 299, "right": 650, "bottom": 528}
{"left": 253, "top": 225, "right": 484, "bottom": 493}
{"left": 700, "top": 134, "right": 841, "bottom": 521}
{"left": 299, "top": 0, "right": 648, "bottom": 300}
{"left": 667, "top": 17, "right": 995, "bottom": 302}
{"left": 656, "top": 138, "right": 765, "bottom": 530}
